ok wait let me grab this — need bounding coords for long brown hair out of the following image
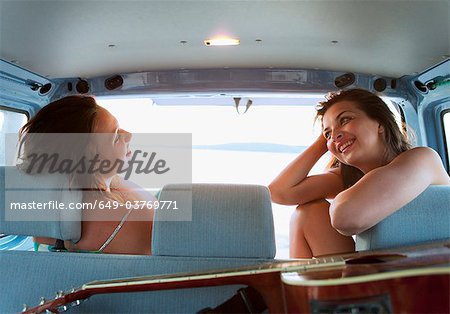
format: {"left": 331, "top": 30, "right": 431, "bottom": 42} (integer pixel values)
{"left": 17, "top": 95, "right": 100, "bottom": 188}
{"left": 315, "top": 89, "right": 412, "bottom": 188}
{"left": 20, "top": 95, "right": 99, "bottom": 134}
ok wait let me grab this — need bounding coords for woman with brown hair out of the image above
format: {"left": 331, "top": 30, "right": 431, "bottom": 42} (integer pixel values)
{"left": 269, "top": 89, "right": 450, "bottom": 258}
{"left": 18, "top": 95, "right": 154, "bottom": 255}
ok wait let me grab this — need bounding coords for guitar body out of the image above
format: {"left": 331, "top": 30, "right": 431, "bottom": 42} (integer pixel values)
{"left": 284, "top": 271, "right": 449, "bottom": 313}
{"left": 282, "top": 251, "right": 450, "bottom": 313}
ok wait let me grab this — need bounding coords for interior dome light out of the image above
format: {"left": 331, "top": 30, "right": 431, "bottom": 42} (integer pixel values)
{"left": 204, "top": 38, "right": 240, "bottom": 46}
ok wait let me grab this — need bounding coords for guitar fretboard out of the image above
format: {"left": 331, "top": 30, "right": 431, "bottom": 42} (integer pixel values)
{"left": 83, "top": 256, "right": 345, "bottom": 289}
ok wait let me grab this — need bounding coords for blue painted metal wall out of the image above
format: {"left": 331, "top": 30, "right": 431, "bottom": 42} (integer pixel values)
{"left": 1, "top": 57, "right": 448, "bottom": 171}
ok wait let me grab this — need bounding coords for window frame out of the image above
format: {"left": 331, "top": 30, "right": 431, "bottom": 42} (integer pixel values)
{"left": 0, "top": 105, "right": 29, "bottom": 167}
{"left": 0, "top": 105, "right": 30, "bottom": 120}
{"left": 441, "top": 108, "right": 450, "bottom": 174}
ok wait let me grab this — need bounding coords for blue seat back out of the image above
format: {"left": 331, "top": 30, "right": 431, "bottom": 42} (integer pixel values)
{"left": 153, "top": 183, "right": 276, "bottom": 258}
{"left": 356, "top": 185, "right": 450, "bottom": 250}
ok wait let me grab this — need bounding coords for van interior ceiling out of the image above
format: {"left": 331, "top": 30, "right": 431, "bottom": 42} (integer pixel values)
{"left": 1, "top": 1, "right": 449, "bottom": 78}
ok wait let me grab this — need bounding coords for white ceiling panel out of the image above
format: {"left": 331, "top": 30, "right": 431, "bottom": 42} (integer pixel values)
{"left": 1, "top": 0, "right": 449, "bottom": 78}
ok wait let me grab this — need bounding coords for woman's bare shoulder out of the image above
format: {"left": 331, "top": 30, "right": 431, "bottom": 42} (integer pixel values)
{"left": 393, "top": 147, "right": 440, "bottom": 163}
{"left": 393, "top": 147, "right": 450, "bottom": 184}
{"left": 401, "top": 146, "right": 438, "bottom": 156}
{"left": 392, "top": 147, "right": 440, "bottom": 165}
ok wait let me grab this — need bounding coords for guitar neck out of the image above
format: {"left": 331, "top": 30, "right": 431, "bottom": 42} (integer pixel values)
{"left": 85, "top": 241, "right": 450, "bottom": 291}
{"left": 85, "top": 255, "right": 344, "bottom": 290}
{"left": 24, "top": 256, "right": 344, "bottom": 314}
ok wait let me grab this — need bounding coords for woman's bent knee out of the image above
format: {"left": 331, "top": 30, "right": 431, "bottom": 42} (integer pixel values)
{"left": 290, "top": 199, "right": 353, "bottom": 257}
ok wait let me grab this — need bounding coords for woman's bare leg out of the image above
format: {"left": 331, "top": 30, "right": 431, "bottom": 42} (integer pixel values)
{"left": 289, "top": 210, "right": 313, "bottom": 258}
{"left": 289, "top": 199, "right": 355, "bottom": 258}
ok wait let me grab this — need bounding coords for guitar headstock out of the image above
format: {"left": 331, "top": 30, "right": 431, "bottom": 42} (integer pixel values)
{"left": 22, "top": 289, "right": 85, "bottom": 314}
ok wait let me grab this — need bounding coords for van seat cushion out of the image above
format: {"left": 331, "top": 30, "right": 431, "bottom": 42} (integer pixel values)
{"left": 356, "top": 185, "right": 450, "bottom": 251}
{"left": 0, "top": 250, "right": 273, "bottom": 313}
{"left": 152, "top": 184, "right": 276, "bottom": 258}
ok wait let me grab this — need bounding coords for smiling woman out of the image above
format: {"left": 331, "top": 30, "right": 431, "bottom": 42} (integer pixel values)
{"left": 318, "top": 89, "right": 412, "bottom": 187}
{"left": 269, "top": 89, "right": 450, "bottom": 258}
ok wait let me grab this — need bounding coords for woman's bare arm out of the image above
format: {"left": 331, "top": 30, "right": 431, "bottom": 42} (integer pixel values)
{"left": 330, "top": 147, "right": 450, "bottom": 235}
{"left": 269, "top": 135, "right": 344, "bottom": 205}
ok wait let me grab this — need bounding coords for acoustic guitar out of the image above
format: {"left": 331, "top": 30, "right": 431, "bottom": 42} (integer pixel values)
{"left": 22, "top": 241, "right": 450, "bottom": 313}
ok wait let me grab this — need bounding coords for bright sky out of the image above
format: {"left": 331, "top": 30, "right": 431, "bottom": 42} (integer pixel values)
{"left": 97, "top": 98, "right": 322, "bottom": 146}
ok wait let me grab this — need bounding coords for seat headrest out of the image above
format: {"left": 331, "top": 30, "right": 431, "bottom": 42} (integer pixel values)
{"left": 0, "top": 166, "right": 82, "bottom": 242}
{"left": 152, "top": 183, "right": 276, "bottom": 258}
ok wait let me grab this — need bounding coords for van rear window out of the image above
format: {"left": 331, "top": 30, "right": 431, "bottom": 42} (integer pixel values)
{"left": 97, "top": 96, "right": 404, "bottom": 258}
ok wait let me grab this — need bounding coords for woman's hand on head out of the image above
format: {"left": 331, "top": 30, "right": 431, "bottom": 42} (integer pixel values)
{"left": 314, "top": 134, "right": 328, "bottom": 155}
